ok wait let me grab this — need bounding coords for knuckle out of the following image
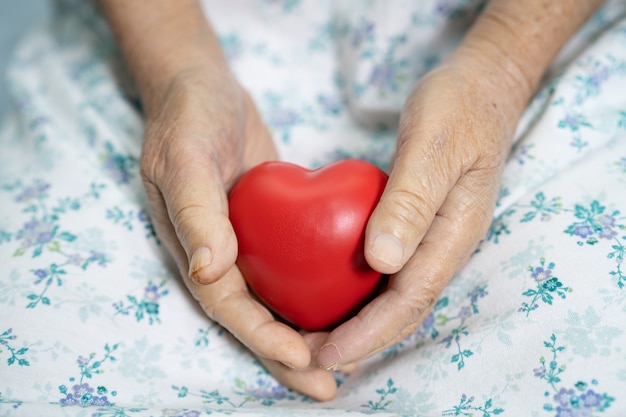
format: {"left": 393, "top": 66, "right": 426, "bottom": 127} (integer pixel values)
{"left": 404, "top": 289, "right": 438, "bottom": 324}
{"left": 382, "top": 188, "right": 433, "bottom": 234}
{"left": 371, "top": 287, "right": 438, "bottom": 349}
{"left": 140, "top": 145, "right": 179, "bottom": 193}
{"left": 170, "top": 204, "right": 207, "bottom": 244}
{"left": 139, "top": 158, "right": 159, "bottom": 189}
{"left": 192, "top": 285, "right": 232, "bottom": 323}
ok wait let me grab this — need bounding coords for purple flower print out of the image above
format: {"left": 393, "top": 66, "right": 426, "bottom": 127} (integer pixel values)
{"left": 0, "top": 328, "right": 15, "bottom": 346}
{"left": 422, "top": 312, "right": 435, "bottom": 328}
{"left": 369, "top": 62, "right": 395, "bottom": 91}
{"left": 86, "top": 251, "right": 108, "bottom": 267}
{"left": 33, "top": 269, "right": 48, "bottom": 280}
{"left": 162, "top": 410, "right": 201, "bottom": 417}
{"left": 265, "top": 383, "right": 287, "bottom": 401}
{"left": 76, "top": 355, "right": 90, "bottom": 367}
{"left": 59, "top": 383, "right": 111, "bottom": 407}
{"left": 597, "top": 214, "right": 618, "bottom": 239}
{"left": 102, "top": 156, "right": 132, "bottom": 185}
{"left": 598, "top": 228, "right": 618, "bottom": 239}
{"left": 458, "top": 306, "right": 472, "bottom": 320}
{"left": 572, "top": 224, "right": 594, "bottom": 239}
{"left": 266, "top": 109, "right": 300, "bottom": 129}
{"left": 14, "top": 181, "right": 50, "bottom": 203}
{"left": 556, "top": 389, "right": 603, "bottom": 417}
{"left": 351, "top": 19, "right": 375, "bottom": 48}
{"left": 67, "top": 253, "right": 83, "bottom": 266}
{"left": 551, "top": 386, "right": 599, "bottom": 416}
{"left": 317, "top": 94, "right": 342, "bottom": 115}
{"left": 531, "top": 265, "right": 553, "bottom": 283}
{"left": 434, "top": 0, "right": 477, "bottom": 20}
{"left": 416, "top": 312, "right": 437, "bottom": 340}
{"left": 435, "top": 1, "right": 458, "bottom": 18}
{"left": 177, "top": 412, "right": 201, "bottom": 417}
{"left": 580, "top": 390, "right": 601, "bottom": 408}
{"left": 558, "top": 113, "right": 590, "bottom": 132}
{"left": 144, "top": 284, "right": 161, "bottom": 303}
{"left": 468, "top": 285, "right": 488, "bottom": 304}
{"left": 554, "top": 388, "right": 576, "bottom": 408}
{"left": 585, "top": 66, "right": 610, "bottom": 91}
{"left": 17, "top": 219, "right": 57, "bottom": 249}
{"left": 59, "top": 394, "right": 80, "bottom": 406}
{"left": 90, "top": 395, "right": 111, "bottom": 407}
{"left": 137, "top": 209, "right": 150, "bottom": 223}
{"left": 235, "top": 377, "right": 292, "bottom": 406}
{"left": 538, "top": 335, "right": 614, "bottom": 414}
{"left": 598, "top": 214, "right": 616, "bottom": 228}
{"left": 555, "top": 406, "right": 576, "bottom": 417}
{"left": 100, "top": 142, "right": 138, "bottom": 185}
{"left": 440, "top": 334, "right": 454, "bottom": 349}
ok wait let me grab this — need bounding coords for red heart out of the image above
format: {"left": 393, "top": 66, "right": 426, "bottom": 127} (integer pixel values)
{"left": 228, "top": 159, "right": 388, "bottom": 331}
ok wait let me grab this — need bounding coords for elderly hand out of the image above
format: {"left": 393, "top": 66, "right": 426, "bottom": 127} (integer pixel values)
{"left": 140, "top": 66, "right": 339, "bottom": 400}
{"left": 316, "top": 54, "right": 518, "bottom": 370}
{"left": 99, "top": 0, "right": 339, "bottom": 400}
{"left": 315, "top": 0, "right": 603, "bottom": 371}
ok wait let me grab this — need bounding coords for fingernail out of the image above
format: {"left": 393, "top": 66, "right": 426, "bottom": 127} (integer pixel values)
{"left": 318, "top": 343, "right": 341, "bottom": 371}
{"left": 189, "top": 246, "right": 213, "bottom": 283}
{"left": 370, "top": 233, "right": 404, "bottom": 268}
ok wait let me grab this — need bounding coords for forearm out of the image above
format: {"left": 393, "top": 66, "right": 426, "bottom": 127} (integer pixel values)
{"left": 452, "top": 0, "right": 604, "bottom": 117}
{"left": 97, "top": 0, "right": 230, "bottom": 115}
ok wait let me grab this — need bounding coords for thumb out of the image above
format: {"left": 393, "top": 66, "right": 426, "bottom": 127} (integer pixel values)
{"left": 364, "top": 136, "right": 459, "bottom": 275}
{"left": 142, "top": 150, "right": 239, "bottom": 285}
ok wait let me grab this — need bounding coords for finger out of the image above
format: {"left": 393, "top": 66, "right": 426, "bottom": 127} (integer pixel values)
{"left": 187, "top": 266, "right": 312, "bottom": 369}
{"left": 364, "top": 118, "right": 463, "bottom": 275}
{"left": 143, "top": 180, "right": 189, "bottom": 273}
{"left": 141, "top": 142, "right": 238, "bottom": 285}
{"left": 317, "top": 169, "right": 497, "bottom": 370}
{"left": 145, "top": 183, "right": 312, "bottom": 369}
{"left": 304, "top": 332, "right": 359, "bottom": 374}
{"left": 336, "top": 307, "right": 430, "bottom": 366}
{"left": 257, "top": 357, "right": 337, "bottom": 402}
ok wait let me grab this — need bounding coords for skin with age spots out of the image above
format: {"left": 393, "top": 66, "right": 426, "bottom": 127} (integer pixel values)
{"left": 98, "top": 0, "right": 605, "bottom": 401}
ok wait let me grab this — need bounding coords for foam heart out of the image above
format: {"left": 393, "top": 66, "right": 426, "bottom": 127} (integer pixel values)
{"left": 228, "top": 159, "right": 388, "bottom": 331}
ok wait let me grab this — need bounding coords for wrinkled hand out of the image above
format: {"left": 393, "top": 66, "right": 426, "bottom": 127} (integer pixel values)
{"left": 316, "top": 54, "right": 523, "bottom": 370}
{"left": 140, "top": 67, "right": 338, "bottom": 400}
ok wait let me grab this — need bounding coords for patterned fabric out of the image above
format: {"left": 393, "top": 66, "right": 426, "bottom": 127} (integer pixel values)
{"left": 1, "top": 1, "right": 626, "bottom": 416}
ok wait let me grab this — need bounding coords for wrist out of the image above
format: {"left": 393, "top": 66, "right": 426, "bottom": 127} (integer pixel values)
{"left": 438, "top": 46, "right": 531, "bottom": 132}
{"left": 140, "top": 59, "right": 237, "bottom": 119}
{"left": 99, "top": 0, "right": 234, "bottom": 116}
{"left": 450, "top": 0, "right": 603, "bottom": 116}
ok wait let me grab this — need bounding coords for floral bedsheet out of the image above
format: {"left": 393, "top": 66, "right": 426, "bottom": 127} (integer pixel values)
{"left": 1, "top": 1, "right": 626, "bottom": 416}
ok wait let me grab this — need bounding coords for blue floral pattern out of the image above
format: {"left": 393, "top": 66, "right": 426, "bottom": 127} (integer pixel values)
{"left": 0, "top": 329, "right": 30, "bottom": 367}
{"left": 519, "top": 258, "right": 572, "bottom": 316}
{"left": 58, "top": 344, "right": 119, "bottom": 408}
{"left": 442, "top": 395, "right": 504, "bottom": 417}
{"left": 491, "top": 193, "right": 626, "bottom": 289}
{"left": 535, "top": 334, "right": 614, "bottom": 416}
{"left": 1, "top": 179, "right": 111, "bottom": 309}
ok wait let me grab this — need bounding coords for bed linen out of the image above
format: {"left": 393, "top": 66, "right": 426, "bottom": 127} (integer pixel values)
{"left": 1, "top": 1, "right": 626, "bottom": 416}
